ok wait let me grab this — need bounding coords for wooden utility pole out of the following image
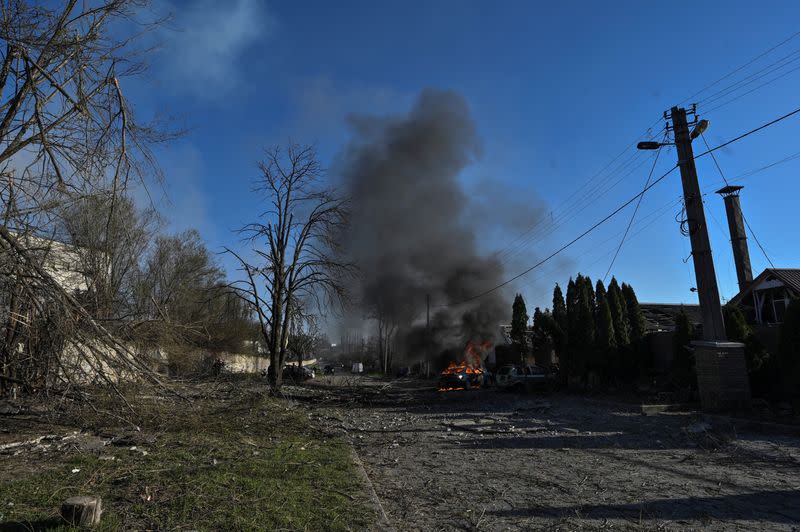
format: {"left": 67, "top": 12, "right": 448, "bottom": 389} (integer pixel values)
{"left": 425, "top": 294, "right": 431, "bottom": 378}
{"left": 661, "top": 106, "right": 749, "bottom": 410}
{"left": 669, "top": 106, "right": 727, "bottom": 341}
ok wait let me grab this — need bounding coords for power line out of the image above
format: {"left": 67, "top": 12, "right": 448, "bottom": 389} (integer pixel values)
{"left": 680, "top": 29, "right": 800, "bottom": 105}
{"left": 694, "top": 105, "right": 800, "bottom": 159}
{"left": 703, "top": 61, "right": 800, "bottom": 115}
{"left": 704, "top": 149, "right": 800, "bottom": 190}
{"left": 697, "top": 46, "right": 800, "bottom": 107}
{"left": 514, "top": 195, "right": 683, "bottom": 293}
{"left": 496, "top": 150, "right": 656, "bottom": 267}
{"left": 512, "top": 144, "right": 800, "bottom": 298}
{"left": 699, "top": 133, "right": 777, "bottom": 269}
{"left": 494, "top": 149, "right": 646, "bottom": 261}
{"left": 490, "top": 32, "right": 800, "bottom": 287}
{"left": 501, "top": 84, "right": 800, "bottom": 278}
{"left": 443, "top": 104, "right": 800, "bottom": 307}
{"left": 493, "top": 124, "right": 664, "bottom": 264}
{"left": 602, "top": 133, "right": 667, "bottom": 283}
{"left": 441, "top": 164, "right": 679, "bottom": 308}
{"left": 500, "top": 33, "right": 800, "bottom": 282}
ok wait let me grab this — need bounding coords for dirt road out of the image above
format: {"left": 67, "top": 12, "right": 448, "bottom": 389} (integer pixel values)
{"left": 297, "top": 376, "right": 800, "bottom": 531}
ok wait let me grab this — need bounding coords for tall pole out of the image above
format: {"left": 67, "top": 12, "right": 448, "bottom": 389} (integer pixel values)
{"left": 716, "top": 186, "right": 753, "bottom": 293}
{"left": 670, "top": 106, "right": 727, "bottom": 341}
{"left": 425, "top": 293, "right": 431, "bottom": 378}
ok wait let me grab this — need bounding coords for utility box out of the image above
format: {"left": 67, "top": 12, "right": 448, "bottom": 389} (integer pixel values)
{"left": 693, "top": 341, "right": 751, "bottom": 411}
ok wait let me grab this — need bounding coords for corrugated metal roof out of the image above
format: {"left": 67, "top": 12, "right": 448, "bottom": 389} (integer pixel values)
{"left": 729, "top": 268, "right": 800, "bottom": 305}
{"left": 769, "top": 269, "right": 800, "bottom": 294}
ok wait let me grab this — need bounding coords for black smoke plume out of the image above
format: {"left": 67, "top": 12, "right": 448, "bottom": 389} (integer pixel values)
{"left": 335, "top": 89, "right": 508, "bottom": 365}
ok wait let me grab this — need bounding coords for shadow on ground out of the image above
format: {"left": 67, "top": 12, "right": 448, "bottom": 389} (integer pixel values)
{"left": 0, "top": 518, "right": 65, "bottom": 531}
{"left": 489, "top": 489, "right": 800, "bottom": 524}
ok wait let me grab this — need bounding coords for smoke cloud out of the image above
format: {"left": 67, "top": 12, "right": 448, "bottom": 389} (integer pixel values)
{"left": 335, "top": 89, "right": 509, "bottom": 364}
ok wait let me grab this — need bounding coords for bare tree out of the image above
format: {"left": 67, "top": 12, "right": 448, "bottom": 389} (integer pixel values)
{"left": 59, "top": 193, "right": 160, "bottom": 320}
{"left": 139, "top": 230, "right": 256, "bottom": 352}
{"left": 367, "top": 285, "right": 416, "bottom": 376}
{"left": 0, "top": 1, "right": 171, "bottom": 396}
{"left": 375, "top": 305, "right": 398, "bottom": 376}
{"left": 287, "top": 307, "right": 319, "bottom": 369}
{"left": 227, "top": 145, "right": 352, "bottom": 391}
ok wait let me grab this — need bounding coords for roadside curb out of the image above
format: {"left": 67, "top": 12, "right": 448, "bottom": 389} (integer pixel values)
{"left": 349, "top": 446, "right": 393, "bottom": 531}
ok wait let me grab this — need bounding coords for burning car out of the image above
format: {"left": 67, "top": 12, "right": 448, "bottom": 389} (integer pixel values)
{"left": 438, "top": 361, "right": 484, "bottom": 391}
{"left": 437, "top": 340, "right": 493, "bottom": 391}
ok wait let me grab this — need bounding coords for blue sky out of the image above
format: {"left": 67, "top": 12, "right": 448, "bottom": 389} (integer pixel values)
{"left": 128, "top": 0, "right": 800, "bottom": 312}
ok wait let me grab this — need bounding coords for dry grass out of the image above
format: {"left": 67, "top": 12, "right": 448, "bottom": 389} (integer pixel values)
{"left": 0, "top": 376, "right": 375, "bottom": 531}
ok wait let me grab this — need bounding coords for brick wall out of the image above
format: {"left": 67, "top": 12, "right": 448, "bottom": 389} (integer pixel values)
{"left": 694, "top": 342, "right": 751, "bottom": 411}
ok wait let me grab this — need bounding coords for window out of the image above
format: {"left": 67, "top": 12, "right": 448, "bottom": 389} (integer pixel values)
{"left": 754, "top": 285, "right": 790, "bottom": 324}
{"left": 773, "top": 288, "right": 788, "bottom": 323}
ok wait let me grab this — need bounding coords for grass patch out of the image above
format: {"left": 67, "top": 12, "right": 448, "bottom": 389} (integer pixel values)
{"left": 0, "top": 380, "right": 374, "bottom": 531}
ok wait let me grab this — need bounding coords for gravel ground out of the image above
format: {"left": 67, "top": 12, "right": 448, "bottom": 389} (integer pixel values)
{"left": 298, "top": 376, "right": 800, "bottom": 531}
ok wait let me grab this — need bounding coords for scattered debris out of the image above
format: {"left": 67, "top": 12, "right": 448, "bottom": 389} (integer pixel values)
{"left": 685, "top": 421, "right": 713, "bottom": 434}
{"left": 682, "top": 419, "right": 736, "bottom": 450}
{"left": 109, "top": 432, "right": 156, "bottom": 447}
{"left": 308, "top": 377, "right": 800, "bottom": 530}
{"left": 0, "top": 402, "right": 21, "bottom": 415}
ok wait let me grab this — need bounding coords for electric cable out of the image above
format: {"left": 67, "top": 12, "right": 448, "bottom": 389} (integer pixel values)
{"left": 697, "top": 46, "right": 800, "bottom": 107}
{"left": 680, "top": 29, "right": 800, "bottom": 105}
{"left": 442, "top": 104, "right": 800, "bottom": 307}
{"left": 699, "top": 133, "right": 777, "bottom": 269}
{"left": 602, "top": 132, "right": 667, "bottom": 282}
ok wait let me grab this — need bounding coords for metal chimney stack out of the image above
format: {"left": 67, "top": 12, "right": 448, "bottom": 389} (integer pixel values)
{"left": 716, "top": 185, "right": 753, "bottom": 293}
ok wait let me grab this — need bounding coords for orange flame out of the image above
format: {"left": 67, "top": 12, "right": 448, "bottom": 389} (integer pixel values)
{"left": 441, "top": 360, "right": 483, "bottom": 375}
{"left": 438, "top": 340, "right": 492, "bottom": 391}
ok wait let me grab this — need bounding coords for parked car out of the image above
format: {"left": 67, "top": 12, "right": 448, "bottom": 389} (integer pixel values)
{"left": 282, "top": 365, "right": 314, "bottom": 382}
{"left": 323, "top": 364, "right": 336, "bottom": 375}
{"left": 495, "top": 364, "right": 557, "bottom": 392}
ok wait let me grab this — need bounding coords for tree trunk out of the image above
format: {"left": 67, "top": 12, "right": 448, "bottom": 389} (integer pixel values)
{"left": 61, "top": 496, "right": 102, "bottom": 527}
{"left": 267, "top": 276, "right": 284, "bottom": 390}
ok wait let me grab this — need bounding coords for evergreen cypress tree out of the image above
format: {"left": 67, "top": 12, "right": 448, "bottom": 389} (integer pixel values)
{"left": 552, "top": 283, "right": 568, "bottom": 369}
{"left": 565, "top": 278, "right": 578, "bottom": 376}
{"left": 566, "top": 278, "right": 577, "bottom": 319}
{"left": 622, "top": 282, "right": 647, "bottom": 375}
{"left": 607, "top": 277, "right": 630, "bottom": 348}
{"left": 531, "top": 306, "right": 543, "bottom": 333}
{"left": 531, "top": 306, "right": 545, "bottom": 359}
{"left": 566, "top": 277, "right": 578, "bottom": 341}
{"left": 722, "top": 305, "right": 751, "bottom": 342}
{"left": 594, "top": 279, "right": 616, "bottom": 375}
{"left": 722, "top": 304, "right": 769, "bottom": 387}
{"left": 573, "top": 275, "right": 595, "bottom": 377}
{"left": 621, "top": 283, "right": 645, "bottom": 346}
{"left": 510, "top": 293, "right": 529, "bottom": 361}
{"left": 552, "top": 283, "right": 567, "bottom": 332}
{"left": 583, "top": 275, "right": 596, "bottom": 312}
